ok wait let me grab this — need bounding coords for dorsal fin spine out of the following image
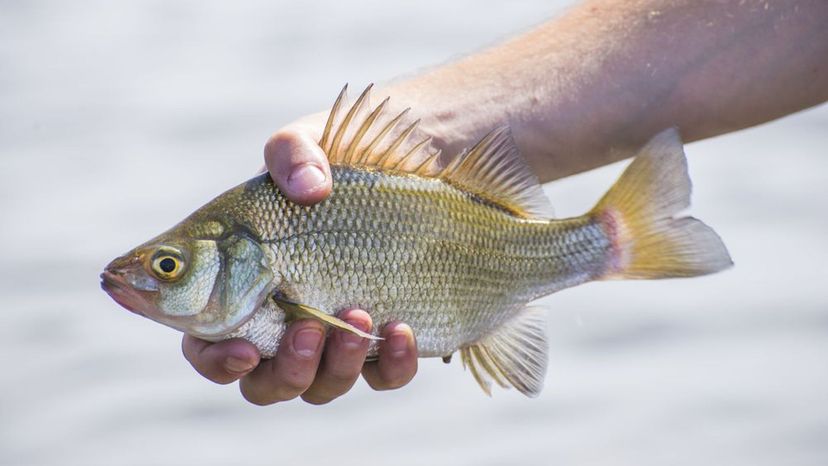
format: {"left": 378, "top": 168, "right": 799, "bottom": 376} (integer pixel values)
{"left": 344, "top": 96, "right": 389, "bottom": 163}
{"left": 320, "top": 84, "right": 348, "bottom": 153}
{"left": 412, "top": 148, "right": 442, "bottom": 176}
{"left": 358, "top": 107, "right": 410, "bottom": 166}
{"left": 375, "top": 118, "right": 420, "bottom": 168}
{"left": 439, "top": 147, "right": 466, "bottom": 178}
{"left": 330, "top": 84, "right": 372, "bottom": 160}
{"left": 402, "top": 137, "right": 435, "bottom": 173}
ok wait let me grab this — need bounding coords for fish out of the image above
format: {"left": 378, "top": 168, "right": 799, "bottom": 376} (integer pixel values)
{"left": 101, "top": 84, "right": 732, "bottom": 397}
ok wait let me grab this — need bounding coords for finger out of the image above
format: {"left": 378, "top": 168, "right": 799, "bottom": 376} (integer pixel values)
{"left": 181, "top": 335, "right": 260, "bottom": 385}
{"left": 301, "top": 309, "right": 373, "bottom": 405}
{"left": 239, "top": 319, "right": 326, "bottom": 405}
{"left": 264, "top": 128, "right": 331, "bottom": 205}
{"left": 362, "top": 322, "right": 418, "bottom": 391}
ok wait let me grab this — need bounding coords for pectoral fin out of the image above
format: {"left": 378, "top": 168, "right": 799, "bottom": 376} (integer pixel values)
{"left": 460, "top": 306, "right": 548, "bottom": 397}
{"left": 272, "top": 296, "right": 382, "bottom": 341}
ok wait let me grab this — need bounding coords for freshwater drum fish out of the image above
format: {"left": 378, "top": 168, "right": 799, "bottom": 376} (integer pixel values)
{"left": 102, "top": 85, "right": 732, "bottom": 397}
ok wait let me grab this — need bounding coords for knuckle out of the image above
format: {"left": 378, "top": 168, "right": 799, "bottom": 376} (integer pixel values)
{"left": 240, "top": 383, "right": 297, "bottom": 406}
{"left": 180, "top": 338, "right": 192, "bottom": 360}
{"left": 244, "top": 394, "right": 277, "bottom": 407}
{"left": 379, "top": 368, "right": 416, "bottom": 391}
{"left": 300, "top": 392, "right": 335, "bottom": 406}
{"left": 300, "top": 368, "right": 358, "bottom": 403}
{"left": 280, "top": 380, "right": 310, "bottom": 397}
{"left": 240, "top": 386, "right": 276, "bottom": 406}
{"left": 323, "top": 365, "right": 362, "bottom": 384}
{"left": 362, "top": 367, "right": 397, "bottom": 391}
{"left": 182, "top": 352, "right": 231, "bottom": 384}
{"left": 239, "top": 372, "right": 308, "bottom": 405}
{"left": 209, "top": 373, "right": 239, "bottom": 386}
{"left": 181, "top": 336, "right": 202, "bottom": 363}
{"left": 365, "top": 376, "right": 394, "bottom": 391}
{"left": 378, "top": 377, "right": 406, "bottom": 390}
{"left": 274, "top": 371, "right": 314, "bottom": 397}
{"left": 364, "top": 378, "right": 384, "bottom": 391}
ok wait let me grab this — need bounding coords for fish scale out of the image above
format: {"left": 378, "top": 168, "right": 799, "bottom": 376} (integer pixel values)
{"left": 220, "top": 167, "right": 613, "bottom": 357}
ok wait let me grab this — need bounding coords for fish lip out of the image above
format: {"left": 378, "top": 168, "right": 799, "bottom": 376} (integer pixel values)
{"left": 100, "top": 270, "right": 121, "bottom": 288}
{"left": 100, "top": 270, "right": 145, "bottom": 316}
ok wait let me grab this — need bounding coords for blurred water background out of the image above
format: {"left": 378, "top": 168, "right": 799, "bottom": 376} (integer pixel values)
{"left": 1, "top": 1, "right": 826, "bottom": 465}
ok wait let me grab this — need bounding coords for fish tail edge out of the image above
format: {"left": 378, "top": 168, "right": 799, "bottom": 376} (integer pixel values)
{"left": 591, "top": 128, "right": 733, "bottom": 280}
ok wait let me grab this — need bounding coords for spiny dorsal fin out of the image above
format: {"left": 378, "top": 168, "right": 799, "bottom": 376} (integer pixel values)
{"left": 319, "top": 84, "right": 554, "bottom": 219}
{"left": 460, "top": 306, "right": 548, "bottom": 397}
{"left": 319, "top": 84, "right": 442, "bottom": 177}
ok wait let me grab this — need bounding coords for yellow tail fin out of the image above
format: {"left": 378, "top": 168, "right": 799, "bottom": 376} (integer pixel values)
{"left": 591, "top": 129, "right": 732, "bottom": 279}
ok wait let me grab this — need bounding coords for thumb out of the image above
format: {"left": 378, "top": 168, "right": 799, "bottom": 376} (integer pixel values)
{"left": 264, "top": 127, "right": 332, "bottom": 205}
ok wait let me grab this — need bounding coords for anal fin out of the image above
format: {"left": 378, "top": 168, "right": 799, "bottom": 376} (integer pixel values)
{"left": 460, "top": 307, "right": 548, "bottom": 397}
{"left": 272, "top": 296, "right": 382, "bottom": 341}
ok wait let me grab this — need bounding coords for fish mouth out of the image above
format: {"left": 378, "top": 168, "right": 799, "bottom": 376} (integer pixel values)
{"left": 100, "top": 271, "right": 145, "bottom": 316}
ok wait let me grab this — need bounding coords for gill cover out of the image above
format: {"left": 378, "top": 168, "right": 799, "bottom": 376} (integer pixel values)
{"left": 189, "top": 234, "right": 274, "bottom": 337}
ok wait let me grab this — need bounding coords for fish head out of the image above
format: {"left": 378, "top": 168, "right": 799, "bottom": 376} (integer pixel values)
{"left": 102, "top": 222, "right": 274, "bottom": 339}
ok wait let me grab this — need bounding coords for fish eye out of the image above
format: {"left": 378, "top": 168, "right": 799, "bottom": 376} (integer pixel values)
{"left": 149, "top": 248, "right": 186, "bottom": 281}
{"left": 158, "top": 257, "right": 177, "bottom": 273}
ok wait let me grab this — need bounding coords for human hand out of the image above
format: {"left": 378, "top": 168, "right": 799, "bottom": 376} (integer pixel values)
{"left": 181, "top": 120, "right": 419, "bottom": 405}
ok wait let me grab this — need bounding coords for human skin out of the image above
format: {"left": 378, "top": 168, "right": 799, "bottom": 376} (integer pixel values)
{"left": 183, "top": 0, "right": 828, "bottom": 405}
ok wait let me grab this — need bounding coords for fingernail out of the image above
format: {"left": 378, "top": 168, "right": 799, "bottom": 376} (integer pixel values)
{"left": 287, "top": 163, "right": 326, "bottom": 194}
{"left": 225, "top": 356, "right": 255, "bottom": 374}
{"left": 293, "top": 327, "right": 324, "bottom": 358}
{"left": 340, "top": 320, "right": 369, "bottom": 348}
{"left": 388, "top": 324, "right": 413, "bottom": 358}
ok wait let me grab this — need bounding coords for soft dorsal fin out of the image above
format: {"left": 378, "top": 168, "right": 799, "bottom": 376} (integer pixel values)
{"left": 437, "top": 127, "right": 554, "bottom": 218}
{"left": 319, "top": 84, "right": 554, "bottom": 219}
{"left": 460, "top": 306, "right": 549, "bottom": 397}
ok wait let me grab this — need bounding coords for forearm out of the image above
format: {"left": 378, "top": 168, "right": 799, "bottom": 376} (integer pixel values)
{"left": 384, "top": 0, "right": 828, "bottom": 182}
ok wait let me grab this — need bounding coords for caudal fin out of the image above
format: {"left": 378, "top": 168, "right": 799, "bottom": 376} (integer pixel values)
{"left": 591, "top": 128, "right": 732, "bottom": 279}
